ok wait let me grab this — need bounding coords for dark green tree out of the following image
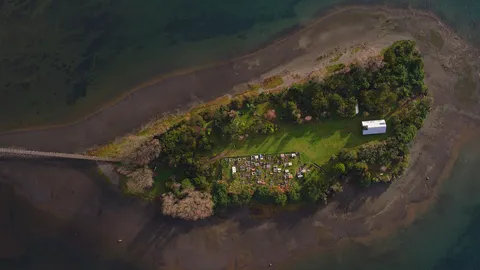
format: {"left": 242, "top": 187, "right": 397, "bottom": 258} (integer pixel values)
{"left": 230, "top": 188, "right": 253, "bottom": 206}
{"left": 338, "top": 149, "right": 358, "bottom": 163}
{"left": 287, "top": 182, "right": 302, "bottom": 203}
{"left": 302, "top": 179, "right": 327, "bottom": 203}
{"left": 212, "top": 182, "right": 229, "bottom": 208}
{"left": 273, "top": 190, "right": 288, "bottom": 206}
{"left": 181, "top": 178, "right": 194, "bottom": 190}
{"left": 254, "top": 186, "right": 273, "bottom": 204}
{"left": 311, "top": 92, "right": 329, "bottom": 115}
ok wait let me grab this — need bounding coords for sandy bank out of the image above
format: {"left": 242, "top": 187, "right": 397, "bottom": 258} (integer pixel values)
{"left": 0, "top": 5, "right": 479, "bottom": 270}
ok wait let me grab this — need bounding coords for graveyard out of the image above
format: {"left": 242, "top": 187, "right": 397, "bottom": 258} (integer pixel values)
{"left": 219, "top": 152, "right": 311, "bottom": 190}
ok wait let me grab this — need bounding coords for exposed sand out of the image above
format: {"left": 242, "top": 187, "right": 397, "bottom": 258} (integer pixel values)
{"left": 0, "top": 5, "right": 480, "bottom": 270}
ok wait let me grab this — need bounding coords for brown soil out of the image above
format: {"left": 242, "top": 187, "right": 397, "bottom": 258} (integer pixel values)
{"left": 1, "top": 6, "right": 480, "bottom": 270}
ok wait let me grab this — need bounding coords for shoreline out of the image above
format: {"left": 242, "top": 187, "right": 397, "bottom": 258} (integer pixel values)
{"left": 0, "top": 5, "right": 471, "bottom": 137}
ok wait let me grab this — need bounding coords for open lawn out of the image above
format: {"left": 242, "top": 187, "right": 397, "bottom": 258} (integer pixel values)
{"left": 221, "top": 117, "right": 388, "bottom": 165}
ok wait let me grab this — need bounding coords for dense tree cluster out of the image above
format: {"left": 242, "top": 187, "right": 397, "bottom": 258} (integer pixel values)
{"left": 161, "top": 189, "right": 214, "bottom": 220}
{"left": 276, "top": 40, "right": 427, "bottom": 122}
{"left": 158, "top": 118, "right": 212, "bottom": 169}
{"left": 124, "top": 40, "right": 430, "bottom": 218}
{"left": 210, "top": 104, "right": 278, "bottom": 140}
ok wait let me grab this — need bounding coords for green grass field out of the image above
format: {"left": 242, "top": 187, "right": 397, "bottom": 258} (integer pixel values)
{"left": 220, "top": 117, "right": 387, "bottom": 165}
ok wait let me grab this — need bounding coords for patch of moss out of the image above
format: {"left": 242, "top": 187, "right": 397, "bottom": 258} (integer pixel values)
{"left": 330, "top": 53, "right": 342, "bottom": 63}
{"left": 351, "top": 47, "right": 362, "bottom": 54}
{"left": 248, "top": 83, "right": 261, "bottom": 91}
{"left": 261, "top": 75, "right": 284, "bottom": 89}
{"left": 325, "top": 63, "right": 345, "bottom": 74}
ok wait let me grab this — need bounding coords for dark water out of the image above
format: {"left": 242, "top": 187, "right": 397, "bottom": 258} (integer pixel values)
{"left": 286, "top": 140, "right": 480, "bottom": 270}
{"left": 0, "top": 0, "right": 479, "bottom": 128}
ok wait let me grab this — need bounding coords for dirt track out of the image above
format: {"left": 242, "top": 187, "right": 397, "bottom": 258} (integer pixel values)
{"left": 0, "top": 6, "right": 480, "bottom": 270}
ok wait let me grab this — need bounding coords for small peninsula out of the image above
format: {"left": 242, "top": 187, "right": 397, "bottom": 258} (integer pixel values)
{"left": 104, "top": 40, "right": 430, "bottom": 220}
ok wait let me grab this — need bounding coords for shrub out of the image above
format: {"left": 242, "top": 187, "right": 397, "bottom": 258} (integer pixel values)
{"left": 212, "top": 182, "right": 229, "bottom": 208}
{"left": 125, "top": 166, "right": 154, "bottom": 195}
{"left": 254, "top": 185, "right": 274, "bottom": 203}
{"left": 311, "top": 92, "right": 329, "bottom": 115}
{"left": 192, "top": 176, "right": 210, "bottom": 190}
{"left": 230, "top": 98, "right": 243, "bottom": 110}
{"left": 257, "top": 92, "right": 269, "bottom": 103}
{"left": 337, "top": 97, "right": 357, "bottom": 118}
{"left": 229, "top": 188, "right": 253, "bottom": 206}
{"left": 181, "top": 178, "right": 194, "bottom": 190}
{"left": 302, "top": 179, "right": 327, "bottom": 203}
{"left": 360, "top": 172, "right": 372, "bottom": 187}
{"left": 287, "top": 182, "right": 302, "bottom": 203}
{"left": 352, "top": 161, "right": 368, "bottom": 173}
{"left": 262, "top": 75, "right": 284, "bottom": 89}
{"left": 326, "top": 63, "right": 346, "bottom": 73}
{"left": 188, "top": 114, "right": 206, "bottom": 127}
{"left": 395, "top": 124, "right": 418, "bottom": 143}
{"left": 330, "top": 182, "right": 343, "bottom": 193}
{"left": 338, "top": 149, "right": 358, "bottom": 162}
{"left": 332, "top": 163, "right": 346, "bottom": 175}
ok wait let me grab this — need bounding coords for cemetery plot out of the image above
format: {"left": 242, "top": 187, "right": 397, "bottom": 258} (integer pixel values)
{"left": 219, "top": 152, "right": 311, "bottom": 189}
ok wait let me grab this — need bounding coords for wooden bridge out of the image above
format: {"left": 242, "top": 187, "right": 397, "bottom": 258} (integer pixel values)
{"left": 0, "top": 148, "right": 120, "bottom": 162}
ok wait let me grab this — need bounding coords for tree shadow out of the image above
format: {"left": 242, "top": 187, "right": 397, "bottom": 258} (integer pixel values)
{"left": 334, "top": 182, "right": 389, "bottom": 214}
{"left": 0, "top": 156, "right": 392, "bottom": 270}
{"left": 0, "top": 158, "right": 148, "bottom": 270}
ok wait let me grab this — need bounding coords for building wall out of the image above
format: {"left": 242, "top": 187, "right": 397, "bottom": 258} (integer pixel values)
{"left": 362, "top": 126, "right": 387, "bottom": 135}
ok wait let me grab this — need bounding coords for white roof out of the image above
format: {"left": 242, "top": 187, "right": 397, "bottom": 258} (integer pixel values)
{"left": 362, "top": 120, "right": 387, "bottom": 128}
{"left": 232, "top": 166, "right": 237, "bottom": 174}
